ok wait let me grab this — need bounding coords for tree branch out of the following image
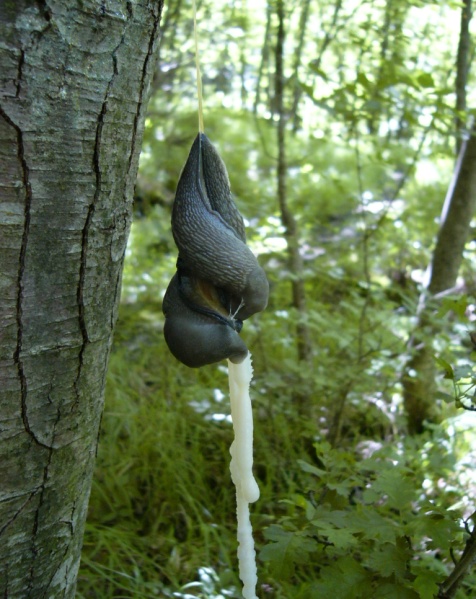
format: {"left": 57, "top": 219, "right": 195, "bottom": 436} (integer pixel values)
{"left": 438, "top": 515, "right": 476, "bottom": 598}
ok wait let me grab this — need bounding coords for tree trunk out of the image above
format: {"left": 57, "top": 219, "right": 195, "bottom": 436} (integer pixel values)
{"left": 402, "top": 0, "right": 475, "bottom": 434}
{"left": 455, "top": 0, "right": 472, "bottom": 154}
{"left": 0, "top": 1, "right": 163, "bottom": 596}
{"left": 275, "top": 0, "right": 313, "bottom": 364}
{"left": 428, "top": 124, "right": 476, "bottom": 295}
{"left": 402, "top": 124, "right": 476, "bottom": 434}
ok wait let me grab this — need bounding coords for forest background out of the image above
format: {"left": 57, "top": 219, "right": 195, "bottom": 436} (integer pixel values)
{"left": 77, "top": 0, "right": 476, "bottom": 597}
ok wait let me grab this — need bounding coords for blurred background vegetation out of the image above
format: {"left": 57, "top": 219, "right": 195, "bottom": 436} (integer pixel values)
{"left": 77, "top": 0, "right": 476, "bottom": 597}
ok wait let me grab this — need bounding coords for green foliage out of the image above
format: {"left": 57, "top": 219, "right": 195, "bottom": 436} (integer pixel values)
{"left": 78, "top": 299, "right": 476, "bottom": 596}
{"left": 259, "top": 440, "right": 473, "bottom": 598}
{"left": 431, "top": 296, "right": 476, "bottom": 411}
{"left": 77, "top": 325, "right": 245, "bottom": 598}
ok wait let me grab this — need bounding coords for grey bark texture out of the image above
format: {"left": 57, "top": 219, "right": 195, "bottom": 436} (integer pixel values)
{"left": 428, "top": 124, "right": 476, "bottom": 295}
{"left": 402, "top": 0, "right": 475, "bottom": 434}
{"left": 455, "top": 0, "right": 472, "bottom": 154}
{"left": 402, "top": 125, "right": 476, "bottom": 434}
{"left": 0, "top": 1, "right": 163, "bottom": 596}
{"left": 275, "top": 0, "right": 313, "bottom": 365}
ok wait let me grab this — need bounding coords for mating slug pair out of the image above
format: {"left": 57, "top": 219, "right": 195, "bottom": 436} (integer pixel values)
{"left": 162, "top": 133, "right": 268, "bottom": 367}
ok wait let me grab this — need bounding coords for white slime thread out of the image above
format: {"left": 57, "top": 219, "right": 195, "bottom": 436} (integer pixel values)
{"left": 228, "top": 353, "right": 259, "bottom": 599}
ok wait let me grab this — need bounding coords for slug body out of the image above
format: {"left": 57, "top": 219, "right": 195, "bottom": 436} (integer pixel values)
{"left": 163, "top": 133, "right": 268, "bottom": 367}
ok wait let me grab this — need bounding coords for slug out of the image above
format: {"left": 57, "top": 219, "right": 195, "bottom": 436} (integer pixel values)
{"left": 163, "top": 133, "right": 268, "bottom": 367}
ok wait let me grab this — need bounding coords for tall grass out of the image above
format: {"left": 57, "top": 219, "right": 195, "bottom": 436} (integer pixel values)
{"left": 77, "top": 308, "right": 307, "bottom": 598}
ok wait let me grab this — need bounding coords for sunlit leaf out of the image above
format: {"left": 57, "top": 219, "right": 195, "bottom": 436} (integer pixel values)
{"left": 435, "top": 356, "right": 454, "bottom": 379}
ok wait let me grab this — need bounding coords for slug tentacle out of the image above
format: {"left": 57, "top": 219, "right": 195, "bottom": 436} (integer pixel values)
{"left": 163, "top": 133, "right": 268, "bottom": 367}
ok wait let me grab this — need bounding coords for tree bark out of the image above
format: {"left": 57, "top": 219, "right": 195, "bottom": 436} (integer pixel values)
{"left": 402, "top": 124, "right": 476, "bottom": 434}
{"left": 438, "top": 512, "right": 476, "bottom": 598}
{"left": 0, "top": 1, "right": 163, "bottom": 596}
{"left": 402, "top": 0, "right": 475, "bottom": 434}
{"left": 455, "top": 0, "right": 472, "bottom": 154}
{"left": 275, "top": 0, "right": 313, "bottom": 364}
{"left": 428, "top": 124, "right": 476, "bottom": 295}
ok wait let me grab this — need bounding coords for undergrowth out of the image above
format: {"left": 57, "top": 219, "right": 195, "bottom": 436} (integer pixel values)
{"left": 77, "top": 299, "right": 476, "bottom": 598}
{"left": 75, "top": 182, "right": 476, "bottom": 598}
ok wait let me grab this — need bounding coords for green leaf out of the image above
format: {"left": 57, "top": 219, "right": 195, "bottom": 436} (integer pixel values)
{"left": 408, "top": 511, "right": 461, "bottom": 552}
{"left": 413, "top": 574, "right": 440, "bottom": 599}
{"left": 453, "top": 363, "right": 473, "bottom": 381}
{"left": 328, "top": 478, "right": 358, "bottom": 497}
{"left": 312, "top": 558, "right": 372, "bottom": 598}
{"left": 307, "top": 63, "right": 328, "bottom": 79}
{"left": 319, "top": 525, "right": 358, "bottom": 549}
{"left": 365, "top": 540, "right": 411, "bottom": 580}
{"left": 436, "top": 296, "right": 468, "bottom": 319}
{"left": 435, "top": 391, "right": 455, "bottom": 404}
{"left": 312, "top": 508, "right": 350, "bottom": 529}
{"left": 434, "top": 356, "right": 454, "bottom": 379}
{"left": 372, "top": 582, "right": 418, "bottom": 598}
{"left": 416, "top": 72, "right": 435, "bottom": 88}
{"left": 356, "top": 72, "right": 372, "bottom": 90}
{"left": 260, "top": 525, "right": 316, "bottom": 577}
{"left": 352, "top": 508, "right": 399, "bottom": 544}
{"left": 297, "top": 459, "right": 326, "bottom": 478}
{"left": 310, "top": 507, "right": 360, "bottom": 547}
{"left": 363, "top": 468, "right": 415, "bottom": 509}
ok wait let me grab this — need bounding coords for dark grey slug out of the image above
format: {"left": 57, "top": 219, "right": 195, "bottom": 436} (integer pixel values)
{"left": 162, "top": 133, "right": 268, "bottom": 368}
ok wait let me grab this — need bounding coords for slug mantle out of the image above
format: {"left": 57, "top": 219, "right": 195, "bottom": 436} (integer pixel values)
{"left": 162, "top": 133, "right": 269, "bottom": 367}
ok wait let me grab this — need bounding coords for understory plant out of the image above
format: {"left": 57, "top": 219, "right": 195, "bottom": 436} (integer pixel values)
{"left": 260, "top": 437, "right": 476, "bottom": 599}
